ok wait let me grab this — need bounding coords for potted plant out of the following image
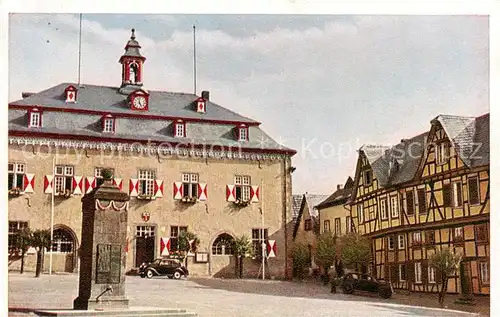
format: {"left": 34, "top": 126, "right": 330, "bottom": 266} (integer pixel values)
{"left": 8, "top": 187, "right": 22, "bottom": 197}
{"left": 234, "top": 199, "right": 250, "bottom": 207}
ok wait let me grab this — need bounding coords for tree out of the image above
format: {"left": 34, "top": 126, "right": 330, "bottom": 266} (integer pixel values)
{"left": 178, "top": 231, "right": 200, "bottom": 267}
{"left": 315, "top": 232, "right": 337, "bottom": 283}
{"left": 15, "top": 227, "right": 32, "bottom": 274}
{"left": 338, "top": 232, "right": 371, "bottom": 271}
{"left": 31, "top": 229, "right": 52, "bottom": 277}
{"left": 232, "top": 235, "right": 253, "bottom": 278}
{"left": 429, "top": 247, "right": 462, "bottom": 306}
{"left": 292, "top": 241, "right": 310, "bottom": 280}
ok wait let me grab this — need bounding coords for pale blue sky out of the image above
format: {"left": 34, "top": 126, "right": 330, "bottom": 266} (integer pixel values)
{"left": 8, "top": 14, "right": 489, "bottom": 194}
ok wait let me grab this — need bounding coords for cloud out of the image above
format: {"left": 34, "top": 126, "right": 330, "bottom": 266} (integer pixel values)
{"left": 9, "top": 14, "right": 489, "bottom": 194}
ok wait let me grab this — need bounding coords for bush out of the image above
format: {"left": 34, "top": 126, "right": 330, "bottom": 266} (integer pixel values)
{"left": 292, "top": 242, "right": 310, "bottom": 279}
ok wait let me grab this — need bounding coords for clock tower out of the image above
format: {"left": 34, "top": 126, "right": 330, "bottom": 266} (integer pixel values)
{"left": 119, "top": 29, "right": 146, "bottom": 95}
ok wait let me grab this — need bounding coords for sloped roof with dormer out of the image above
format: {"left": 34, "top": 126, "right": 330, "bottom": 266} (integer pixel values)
{"left": 316, "top": 177, "right": 354, "bottom": 209}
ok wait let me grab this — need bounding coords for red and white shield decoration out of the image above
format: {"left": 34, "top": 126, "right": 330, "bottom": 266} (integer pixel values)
{"left": 266, "top": 240, "right": 276, "bottom": 258}
{"left": 173, "top": 182, "right": 183, "bottom": 200}
{"left": 85, "top": 177, "right": 96, "bottom": 194}
{"left": 160, "top": 237, "right": 171, "bottom": 256}
{"left": 196, "top": 98, "right": 206, "bottom": 113}
{"left": 65, "top": 86, "right": 77, "bottom": 103}
{"left": 113, "top": 178, "right": 123, "bottom": 190}
{"left": 141, "top": 212, "right": 150, "bottom": 222}
{"left": 72, "top": 176, "right": 83, "bottom": 195}
{"left": 198, "top": 183, "right": 207, "bottom": 201}
{"left": 250, "top": 185, "right": 260, "bottom": 202}
{"left": 226, "top": 184, "right": 236, "bottom": 202}
{"left": 129, "top": 179, "right": 139, "bottom": 197}
{"left": 44, "top": 175, "right": 54, "bottom": 194}
{"left": 23, "top": 173, "right": 35, "bottom": 193}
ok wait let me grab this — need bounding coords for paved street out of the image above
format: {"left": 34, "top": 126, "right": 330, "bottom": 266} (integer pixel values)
{"left": 8, "top": 273, "right": 482, "bottom": 317}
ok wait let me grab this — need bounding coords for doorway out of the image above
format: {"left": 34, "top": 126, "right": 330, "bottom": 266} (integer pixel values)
{"left": 135, "top": 225, "right": 155, "bottom": 267}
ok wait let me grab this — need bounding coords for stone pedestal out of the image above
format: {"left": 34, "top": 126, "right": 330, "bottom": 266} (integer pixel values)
{"left": 73, "top": 178, "right": 130, "bottom": 310}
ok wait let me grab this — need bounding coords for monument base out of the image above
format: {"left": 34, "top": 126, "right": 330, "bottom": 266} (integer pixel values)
{"left": 73, "top": 295, "right": 130, "bottom": 310}
{"left": 34, "top": 307, "right": 196, "bottom": 317}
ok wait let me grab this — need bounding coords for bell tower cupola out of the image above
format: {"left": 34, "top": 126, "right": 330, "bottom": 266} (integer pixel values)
{"left": 119, "top": 28, "right": 146, "bottom": 94}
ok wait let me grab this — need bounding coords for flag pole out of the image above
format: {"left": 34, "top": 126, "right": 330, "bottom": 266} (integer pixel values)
{"left": 261, "top": 178, "right": 265, "bottom": 280}
{"left": 193, "top": 25, "right": 197, "bottom": 95}
{"left": 77, "top": 13, "right": 83, "bottom": 87}
{"left": 49, "top": 156, "right": 55, "bottom": 275}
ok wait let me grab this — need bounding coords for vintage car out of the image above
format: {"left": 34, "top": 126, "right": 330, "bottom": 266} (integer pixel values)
{"left": 139, "top": 258, "right": 189, "bottom": 279}
{"left": 341, "top": 272, "right": 392, "bottom": 298}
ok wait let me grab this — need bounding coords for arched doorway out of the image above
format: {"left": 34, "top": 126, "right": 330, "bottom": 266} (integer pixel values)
{"left": 51, "top": 226, "right": 78, "bottom": 273}
{"left": 211, "top": 233, "right": 235, "bottom": 256}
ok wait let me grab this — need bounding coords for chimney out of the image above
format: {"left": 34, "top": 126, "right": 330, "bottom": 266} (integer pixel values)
{"left": 201, "top": 90, "right": 210, "bottom": 100}
{"left": 22, "top": 92, "right": 34, "bottom": 99}
{"left": 337, "top": 184, "right": 343, "bottom": 190}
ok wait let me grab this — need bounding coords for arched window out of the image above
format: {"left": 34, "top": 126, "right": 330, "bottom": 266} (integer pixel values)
{"left": 212, "top": 233, "right": 234, "bottom": 255}
{"left": 50, "top": 228, "right": 74, "bottom": 253}
{"left": 129, "top": 62, "right": 138, "bottom": 84}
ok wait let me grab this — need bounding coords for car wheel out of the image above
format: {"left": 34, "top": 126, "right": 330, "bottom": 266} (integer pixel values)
{"left": 379, "top": 288, "right": 392, "bottom": 299}
{"left": 342, "top": 281, "right": 355, "bottom": 294}
{"left": 173, "top": 271, "right": 182, "bottom": 279}
{"left": 146, "top": 269, "right": 154, "bottom": 279}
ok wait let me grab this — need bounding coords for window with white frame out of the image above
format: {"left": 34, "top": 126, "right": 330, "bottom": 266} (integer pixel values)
{"left": 238, "top": 126, "right": 248, "bottom": 141}
{"left": 397, "top": 234, "right": 405, "bottom": 249}
{"left": 103, "top": 117, "right": 115, "bottom": 133}
{"left": 169, "top": 226, "right": 187, "bottom": 252}
{"left": 390, "top": 195, "right": 399, "bottom": 218}
{"left": 8, "top": 221, "right": 28, "bottom": 252}
{"left": 412, "top": 232, "right": 422, "bottom": 246}
{"left": 182, "top": 173, "right": 199, "bottom": 198}
{"left": 251, "top": 228, "right": 268, "bottom": 257}
{"left": 8, "top": 162, "right": 25, "bottom": 190}
{"left": 175, "top": 120, "right": 185, "bottom": 137}
{"left": 380, "top": 198, "right": 388, "bottom": 220}
{"left": 479, "top": 262, "right": 489, "bottom": 284}
{"left": 235, "top": 175, "right": 251, "bottom": 202}
{"left": 138, "top": 169, "right": 155, "bottom": 196}
{"left": 212, "top": 233, "right": 235, "bottom": 255}
{"left": 54, "top": 165, "right": 74, "bottom": 194}
{"left": 357, "top": 204, "right": 364, "bottom": 223}
{"left": 388, "top": 236, "right": 395, "bottom": 250}
{"left": 49, "top": 228, "right": 74, "bottom": 253}
{"left": 428, "top": 266, "right": 436, "bottom": 283}
{"left": 452, "top": 182, "right": 463, "bottom": 207}
{"left": 95, "top": 167, "right": 115, "bottom": 187}
{"left": 453, "top": 227, "right": 464, "bottom": 243}
{"left": 436, "top": 142, "right": 450, "bottom": 165}
{"left": 398, "top": 264, "right": 406, "bottom": 281}
{"left": 414, "top": 262, "right": 422, "bottom": 283}
{"left": 29, "top": 111, "right": 41, "bottom": 127}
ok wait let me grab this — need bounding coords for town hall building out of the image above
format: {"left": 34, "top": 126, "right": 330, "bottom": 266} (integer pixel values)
{"left": 8, "top": 29, "right": 296, "bottom": 278}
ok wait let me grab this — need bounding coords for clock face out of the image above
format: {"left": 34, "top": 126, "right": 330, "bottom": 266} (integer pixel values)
{"left": 133, "top": 96, "right": 146, "bottom": 109}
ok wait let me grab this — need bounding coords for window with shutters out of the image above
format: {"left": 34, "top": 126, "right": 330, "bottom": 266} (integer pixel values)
{"left": 398, "top": 264, "right": 406, "bottom": 281}
{"left": 388, "top": 236, "right": 395, "bottom": 250}
{"left": 95, "top": 167, "right": 115, "bottom": 187}
{"left": 479, "top": 262, "right": 489, "bottom": 284}
{"left": 334, "top": 218, "right": 341, "bottom": 236}
{"left": 414, "top": 262, "right": 422, "bottom": 283}
{"left": 357, "top": 204, "right": 364, "bottom": 223}
{"left": 425, "top": 230, "right": 435, "bottom": 246}
{"left": 443, "top": 183, "right": 452, "bottom": 207}
{"left": 406, "top": 190, "right": 415, "bottom": 215}
{"left": 8, "top": 162, "right": 25, "bottom": 191}
{"left": 452, "top": 182, "right": 463, "bottom": 207}
{"left": 54, "top": 165, "right": 74, "bottom": 195}
{"left": 138, "top": 169, "right": 155, "bottom": 196}
{"left": 182, "top": 173, "right": 199, "bottom": 198}
{"left": 468, "top": 177, "right": 480, "bottom": 205}
{"left": 453, "top": 227, "right": 464, "bottom": 243}
{"left": 417, "top": 188, "right": 426, "bottom": 214}
{"left": 428, "top": 266, "right": 436, "bottom": 283}
{"left": 390, "top": 195, "right": 399, "bottom": 218}
{"left": 8, "top": 221, "right": 28, "bottom": 252}
{"left": 234, "top": 175, "right": 251, "bottom": 202}
{"left": 380, "top": 199, "right": 388, "bottom": 220}
{"left": 170, "top": 226, "right": 187, "bottom": 252}
{"left": 474, "top": 224, "right": 488, "bottom": 243}
{"left": 323, "top": 220, "right": 331, "bottom": 232}
{"left": 412, "top": 232, "right": 422, "bottom": 247}
{"left": 397, "top": 234, "right": 405, "bottom": 250}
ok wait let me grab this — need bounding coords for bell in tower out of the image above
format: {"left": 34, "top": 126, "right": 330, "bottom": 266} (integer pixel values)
{"left": 119, "top": 28, "right": 146, "bottom": 95}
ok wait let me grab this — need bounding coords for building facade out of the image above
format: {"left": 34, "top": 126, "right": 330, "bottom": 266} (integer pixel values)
{"left": 317, "top": 177, "right": 354, "bottom": 237}
{"left": 348, "top": 113, "right": 489, "bottom": 295}
{"left": 8, "top": 30, "right": 296, "bottom": 279}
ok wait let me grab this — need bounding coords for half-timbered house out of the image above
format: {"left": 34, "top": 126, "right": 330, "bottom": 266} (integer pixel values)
{"left": 348, "top": 113, "right": 489, "bottom": 295}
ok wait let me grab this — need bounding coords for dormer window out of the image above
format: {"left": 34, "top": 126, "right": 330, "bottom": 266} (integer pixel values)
{"left": 28, "top": 109, "right": 42, "bottom": 128}
{"left": 64, "top": 85, "right": 77, "bottom": 103}
{"left": 363, "top": 170, "right": 373, "bottom": 186}
{"left": 174, "top": 120, "right": 186, "bottom": 137}
{"left": 101, "top": 115, "right": 115, "bottom": 133}
{"left": 196, "top": 97, "right": 206, "bottom": 113}
{"left": 238, "top": 125, "right": 249, "bottom": 142}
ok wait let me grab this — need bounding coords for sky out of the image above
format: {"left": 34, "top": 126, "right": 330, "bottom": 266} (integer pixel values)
{"left": 8, "top": 13, "right": 490, "bottom": 195}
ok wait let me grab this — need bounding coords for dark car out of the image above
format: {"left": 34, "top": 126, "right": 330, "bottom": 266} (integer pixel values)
{"left": 341, "top": 272, "right": 392, "bottom": 298}
{"left": 139, "top": 258, "right": 189, "bottom": 279}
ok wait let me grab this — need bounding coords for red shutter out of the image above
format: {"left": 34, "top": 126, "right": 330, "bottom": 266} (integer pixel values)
{"left": 44, "top": 175, "right": 53, "bottom": 194}
{"left": 23, "top": 173, "right": 35, "bottom": 193}
{"left": 198, "top": 183, "right": 207, "bottom": 201}
{"left": 173, "top": 182, "right": 183, "bottom": 200}
{"left": 129, "top": 179, "right": 139, "bottom": 197}
{"left": 250, "top": 185, "right": 259, "bottom": 202}
{"left": 226, "top": 185, "right": 236, "bottom": 202}
{"left": 154, "top": 179, "right": 164, "bottom": 198}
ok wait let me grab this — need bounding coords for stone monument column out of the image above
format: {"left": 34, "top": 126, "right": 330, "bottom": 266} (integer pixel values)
{"left": 73, "top": 171, "right": 130, "bottom": 310}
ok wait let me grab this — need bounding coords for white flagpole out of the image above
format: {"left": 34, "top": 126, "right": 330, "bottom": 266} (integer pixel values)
{"left": 261, "top": 179, "right": 265, "bottom": 280}
{"left": 49, "top": 156, "right": 55, "bottom": 275}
